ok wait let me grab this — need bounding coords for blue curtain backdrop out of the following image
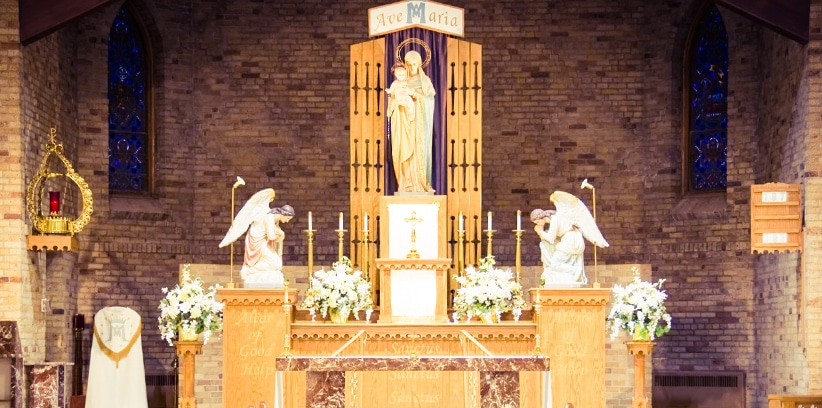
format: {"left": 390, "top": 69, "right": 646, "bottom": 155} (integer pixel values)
{"left": 384, "top": 28, "right": 447, "bottom": 195}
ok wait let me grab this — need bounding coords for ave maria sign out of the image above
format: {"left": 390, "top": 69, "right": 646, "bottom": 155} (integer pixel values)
{"left": 369, "top": 1, "right": 464, "bottom": 37}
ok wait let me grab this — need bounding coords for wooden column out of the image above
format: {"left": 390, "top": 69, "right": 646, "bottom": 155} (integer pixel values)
{"left": 175, "top": 341, "right": 203, "bottom": 408}
{"left": 626, "top": 341, "right": 655, "bottom": 408}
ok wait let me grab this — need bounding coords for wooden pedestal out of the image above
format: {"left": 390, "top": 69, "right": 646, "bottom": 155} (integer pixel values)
{"left": 626, "top": 341, "right": 655, "bottom": 408}
{"left": 175, "top": 341, "right": 203, "bottom": 408}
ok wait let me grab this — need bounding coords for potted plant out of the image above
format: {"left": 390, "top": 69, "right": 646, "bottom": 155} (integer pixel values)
{"left": 158, "top": 273, "right": 224, "bottom": 345}
{"left": 301, "top": 256, "right": 374, "bottom": 323}
{"left": 606, "top": 267, "right": 672, "bottom": 341}
{"left": 453, "top": 256, "right": 527, "bottom": 323}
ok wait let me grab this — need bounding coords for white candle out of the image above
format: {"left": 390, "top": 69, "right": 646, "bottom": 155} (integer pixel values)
{"left": 364, "top": 212, "right": 369, "bottom": 232}
{"left": 487, "top": 211, "right": 492, "bottom": 230}
{"left": 459, "top": 211, "right": 464, "bottom": 231}
{"left": 339, "top": 212, "right": 344, "bottom": 230}
{"left": 517, "top": 210, "right": 521, "bottom": 230}
{"left": 308, "top": 211, "right": 313, "bottom": 230}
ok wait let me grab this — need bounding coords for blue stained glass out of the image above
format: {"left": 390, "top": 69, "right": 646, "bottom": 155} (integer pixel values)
{"left": 688, "top": 5, "right": 728, "bottom": 191}
{"left": 108, "top": 7, "right": 149, "bottom": 192}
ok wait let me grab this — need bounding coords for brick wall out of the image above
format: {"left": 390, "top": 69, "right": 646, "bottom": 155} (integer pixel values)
{"left": 751, "top": 26, "right": 810, "bottom": 403}
{"left": 0, "top": 0, "right": 43, "bottom": 364}
{"left": 21, "top": 28, "right": 83, "bottom": 367}
{"left": 5, "top": 0, "right": 819, "bottom": 406}
{"left": 804, "top": 1, "right": 822, "bottom": 396}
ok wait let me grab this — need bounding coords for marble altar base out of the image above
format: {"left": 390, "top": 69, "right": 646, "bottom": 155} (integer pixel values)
{"left": 277, "top": 356, "right": 549, "bottom": 408}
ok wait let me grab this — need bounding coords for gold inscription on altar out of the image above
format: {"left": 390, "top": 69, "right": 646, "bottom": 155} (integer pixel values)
{"left": 387, "top": 371, "right": 440, "bottom": 380}
{"left": 390, "top": 342, "right": 443, "bottom": 355}
{"left": 237, "top": 309, "right": 277, "bottom": 324}
{"left": 388, "top": 391, "right": 441, "bottom": 405}
{"left": 236, "top": 311, "right": 278, "bottom": 376}
{"left": 363, "top": 369, "right": 446, "bottom": 407}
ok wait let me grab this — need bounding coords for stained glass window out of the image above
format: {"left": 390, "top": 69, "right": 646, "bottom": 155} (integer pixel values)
{"left": 108, "top": 6, "right": 151, "bottom": 193}
{"left": 688, "top": 5, "right": 728, "bottom": 192}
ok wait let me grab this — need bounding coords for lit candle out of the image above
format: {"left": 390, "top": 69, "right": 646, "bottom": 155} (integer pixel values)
{"left": 517, "top": 210, "right": 521, "bottom": 230}
{"left": 459, "top": 211, "right": 464, "bottom": 231}
{"left": 49, "top": 191, "right": 60, "bottom": 215}
{"left": 308, "top": 211, "right": 312, "bottom": 230}
{"left": 364, "top": 212, "right": 369, "bottom": 232}
{"left": 339, "top": 212, "right": 344, "bottom": 230}
{"left": 487, "top": 211, "right": 492, "bottom": 230}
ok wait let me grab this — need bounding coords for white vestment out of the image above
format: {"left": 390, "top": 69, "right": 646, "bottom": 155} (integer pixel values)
{"left": 86, "top": 306, "right": 148, "bottom": 408}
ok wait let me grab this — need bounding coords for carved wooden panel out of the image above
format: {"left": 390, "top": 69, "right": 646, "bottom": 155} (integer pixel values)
{"left": 445, "top": 38, "right": 482, "bottom": 295}
{"left": 350, "top": 38, "right": 386, "bottom": 295}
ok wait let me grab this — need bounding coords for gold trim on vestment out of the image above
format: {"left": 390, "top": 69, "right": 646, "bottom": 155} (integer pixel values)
{"left": 94, "top": 317, "right": 142, "bottom": 368}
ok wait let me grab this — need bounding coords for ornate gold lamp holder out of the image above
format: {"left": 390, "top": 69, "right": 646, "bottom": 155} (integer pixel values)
{"left": 26, "top": 128, "right": 93, "bottom": 251}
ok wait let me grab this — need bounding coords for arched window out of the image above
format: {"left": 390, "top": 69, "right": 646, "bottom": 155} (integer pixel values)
{"left": 685, "top": 4, "right": 728, "bottom": 192}
{"left": 108, "top": 5, "right": 153, "bottom": 193}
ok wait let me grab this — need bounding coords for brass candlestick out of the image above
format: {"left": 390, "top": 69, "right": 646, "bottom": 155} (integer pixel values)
{"left": 484, "top": 229, "right": 496, "bottom": 259}
{"left": 280, "top": 333, "right": 293, "bottom": 357}
{"left": 533, "top": 334, "right": 542, "bottom": 356}
{"left": 514, "top": 228, "right": 524, "bottom": 283}
{"left": 362, "top": 228, "right": 370, "bottom": 281}
{"left": 305, "top": 228, "right": 315, "bottom": 287}
{"left": 336, "top": 228, "right": 347, "bottom": 260}
{"left": 228, "top": 176, "right": 245, "bottom": 288}
{"left": 457, "top": 228, "right": 465, "bottom": 277}
{"left": 581, "top": 178, "right": 600, "bottom": 288}
{"left": 284, "top": 279, "right": 290, "bottom": 304}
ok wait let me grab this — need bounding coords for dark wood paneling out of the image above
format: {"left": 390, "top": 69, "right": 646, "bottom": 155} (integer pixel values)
{"left": 19, "top": 0, "right": 117, "bottom": 44}
{"left": 717, "top": 0, "right": 809, "bottom": 43}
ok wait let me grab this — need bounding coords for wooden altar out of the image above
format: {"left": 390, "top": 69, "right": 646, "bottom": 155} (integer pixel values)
{"left": 217, "top": 287, "right": 610, "bottom": 408}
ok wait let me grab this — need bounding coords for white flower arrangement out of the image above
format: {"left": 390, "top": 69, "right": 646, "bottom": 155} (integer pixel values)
{"left": 300, "top": 257, "right": 374, "bottom": 321}
{"left": 606, "top": 267, "right": 672, "bottom": 341}
{"left": 158, "top": 275, "right": 224, "bottom": 346}
{"left": 452, "top": 256, "right": 527, "bottom": 323}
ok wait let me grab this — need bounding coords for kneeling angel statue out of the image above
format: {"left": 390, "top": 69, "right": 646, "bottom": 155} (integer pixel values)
{"left": 530, "top": 191, "right": 609, "bottom": 287}
{"left": 219, "top": 188, "right": 294, "bottom": 288}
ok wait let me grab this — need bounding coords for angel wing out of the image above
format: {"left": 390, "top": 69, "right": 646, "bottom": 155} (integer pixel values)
{"left": 218, "top": 188, "right": 276, "bottom": 248}
{"left": 550, "top": 190, "right": 609, "bottom": 248}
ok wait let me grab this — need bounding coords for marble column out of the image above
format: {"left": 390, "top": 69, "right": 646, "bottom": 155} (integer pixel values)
{"left": 27, "top": 363, "right": 72, "bottom": 408}
{"left": 0, "top": 322, "right": 22, "bottom": 408}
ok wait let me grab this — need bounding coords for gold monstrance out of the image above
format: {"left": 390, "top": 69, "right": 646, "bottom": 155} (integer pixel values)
{"left": 404, "top": 211, "right": 423, "bottom": 259}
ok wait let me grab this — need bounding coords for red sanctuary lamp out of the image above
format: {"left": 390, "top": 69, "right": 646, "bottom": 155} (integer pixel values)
{"left": 49, "top": 191, "right": 60, "bottom": 215}
{"left": 45, "top": 190, "right": 69, "bottom": 234}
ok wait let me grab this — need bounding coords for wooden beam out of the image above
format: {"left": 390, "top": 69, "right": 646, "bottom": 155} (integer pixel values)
{"left": 716, "top": 0, "right": 809, "bottom": 44}
{"left": 19, "top": 0, "right": 117, "bottom": 44}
